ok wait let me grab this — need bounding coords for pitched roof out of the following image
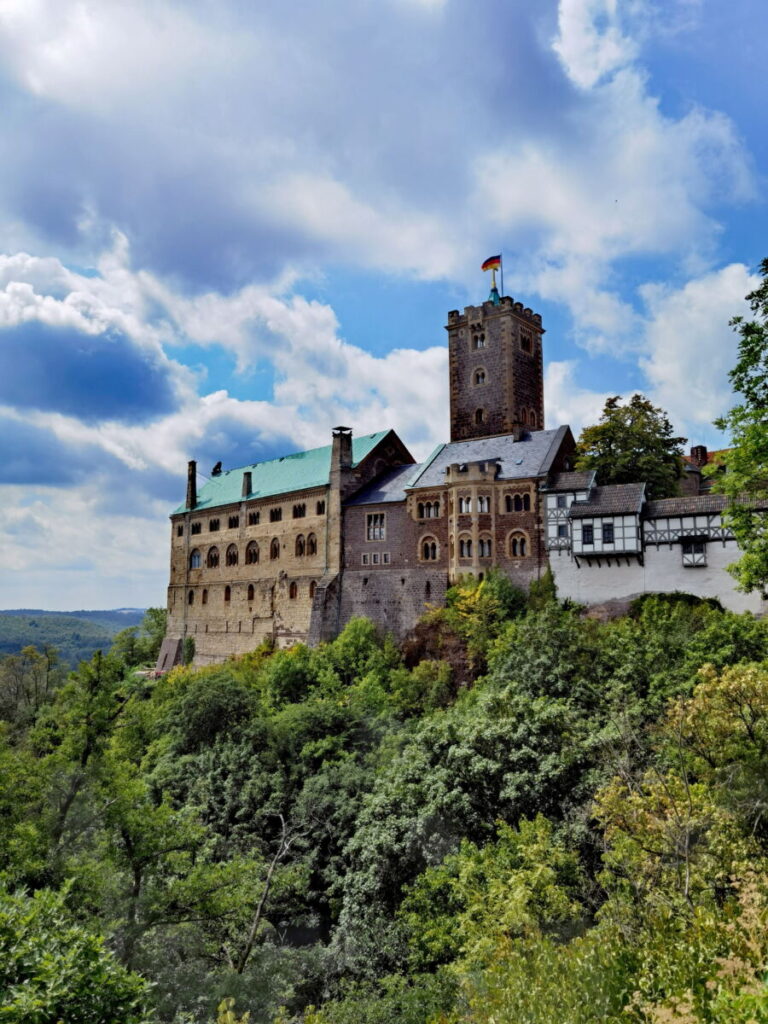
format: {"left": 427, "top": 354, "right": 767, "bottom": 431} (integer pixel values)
{"left": 568, "top": 482, "right": 646, "bottom": 518}
{"left": 174, "top": 430, "right": 392, "bottom": 515}
{"left": 547, "top": 470, "right": 596, "bottom": 492}
{"left": 345, "top": 463, "right": 423, "bottom": 506}
{"left": 644, "top": 494, "right": 729, "bottom": 517}
{"left": 407, "top": 427, "right": 571, "bottom": 489}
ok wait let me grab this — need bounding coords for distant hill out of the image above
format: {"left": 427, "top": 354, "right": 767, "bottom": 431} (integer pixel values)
{"left": 0, "top": 609, "right": 146, "bottom": 668}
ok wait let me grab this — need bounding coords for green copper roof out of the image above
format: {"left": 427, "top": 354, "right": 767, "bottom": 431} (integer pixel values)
{"left": 174, "top": 431, "right": 391, "bottom": 515}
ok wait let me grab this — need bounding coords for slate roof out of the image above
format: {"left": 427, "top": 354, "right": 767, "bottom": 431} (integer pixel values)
{"left": 644, "top": 494, "right": 729, "bottom": 518}
{"left": 547, "top": 470, "right": 596, "bottom": 492}
{"left": 407, "top": 426, "right": 570, "bottom": 489}
{"left": 174, "top": 430, "right": 392, "bottom": 514}
{"left": 568, "top": 482, "right": 646, "bottom": 518}
{"left": 345, "top": 463, "right": 423, "bottom": 506}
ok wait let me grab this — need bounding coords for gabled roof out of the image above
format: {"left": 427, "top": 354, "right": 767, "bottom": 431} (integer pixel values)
{"left": 174, "top": 430, "right": 392, "bottom": 515}
{"left": 568, "top": 482, "right": 646, "bottom": 518}
{"left": 547, "top": 470, "right": 596, "bottom": 492}
{"left": 345, "top": 463, "right": 422, "bottom": 506}
{"left": 407, "top": 427, "right": 571, "bottom": 489}
{"left": 644, "top": 494, "right": 729, "bottom": 518}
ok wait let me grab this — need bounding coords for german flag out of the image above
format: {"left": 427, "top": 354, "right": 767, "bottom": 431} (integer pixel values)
{"left": 481, "top": 254, "right": 501, "bottom": 272}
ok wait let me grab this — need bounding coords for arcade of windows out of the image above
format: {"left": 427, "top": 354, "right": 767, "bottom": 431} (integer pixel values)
{"left": 473, "top": 368, "right": 486, "bottom": 386}
{"left": 189, "top": 534, "right": 317, "bottom": 569}
{"left": 366, "top": 513, "right": 386, "bottom": 541}
{"left": 187, "top": 578, "right": 318, "bottom": 606}
{"left": 504, "top": 493, "right": 531, "bottom": 513}
{"left": 417, "top": 500, "right": 440, "bottom": 519}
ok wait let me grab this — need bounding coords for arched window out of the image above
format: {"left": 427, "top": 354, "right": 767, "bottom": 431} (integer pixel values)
{"left": 247, "top": 584, "right": 254, "bottom": 602}
{"left": 523, "top": 493, "right": 531, "bottom": 511}
{"left": 224, "top": 585, "right": 231, "bottom": 602}
{"left": 309, "top": 580, "right": 317, "bottom": 599}
{"left": 202, "top": 588, "right": 208, "bottom": 605}
{"left": 418, "top": 503, "right": 425, "bottom": 519}
{"left": 295, "top": 534, "right": 305, "bottom": 557}
{"left": 505, "top": 495, "right": 513, "bottom": 513}
{"left": 189, "top": 549, "right": 201, "bottom": 569}
{"left": 270, "top": 538, "right": 280, "bottom": 560}
{"left": 475, "top": 408, "right": 485, "bottom": 425}
{"left": 433, "top": 501, "right": 440, "bottom": 517}
{"left": 188, "top": 589, "right": 194, "bottom": 605}
{"left": 478, "top": 496, "right": 490, "bottom": 513}
{"left": 421, "top": 538, "right": 438, "bottom": 561}
{"left": 474, "top": 369, "right": 486, "bottom": 386}
{"left": 479, "top": 537, "right": 492, "bottom": 557}
{"left": 425, "top": 581, "right": 431, "bottom": 600}
{"left": 307, "top": 534, "right": 317, "bottom": 556}
{"left": 459, "top": 496, "right": 471, "bottom": 514}
{"left": 472, "top": 332, "right": 486, "bottom": 350}
{"left": 289, "top": 581, "right": 298, "bottom": 599}
{"left": 207, "top": 546, "right": 219, "bottom": 568}
{"left": 226, "top": 544, "right": 238, "bottom": 567}
{"left": 509, "top": 534, "right": 527, "bottom": 558}
{"left": 520, "top": 537, "right": 527, "bottom": 556}
{"left": 459, "top": 537, "right": 472, "bottom": 558}
{"left": 514, "top": 495, "right": 523, "bottom": 512}
{"left": 529, "top": 409, "right": 537, "bottom": 428}
{"left": 246, "top": 541, "right": 259, "bottom": 564}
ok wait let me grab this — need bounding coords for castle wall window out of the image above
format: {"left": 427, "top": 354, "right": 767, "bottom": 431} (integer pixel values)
{"left": 191, "top": 522, "right": 202, "bottom": 535}
{"left": 529, "top": 410, "right": 537, "bottom": 428}
{"left": 209, "top": 518, "right": 220, "bottom": 532}
{"left": 177, "top": 525, "right": 184, "bottom": 537}
{"left": 459, "top": 537, "right": 472, "bottom": 558}
{"left": 523, "top": 494, "right": 531, "bottom": 511}
{"left": 247, "top": 584, "right": 254, "bottom": 602}
{"left": 309, "top": 580, "right": 317, "bottom": 599}
{"left": 189, "top": 549, "right": 201, "bottom": 569}
{"left": 246, "top": 541, "right": 260, "bottom": 564}
{"left": 472, "top": 332, "right": 486, "bottom": 349}
{"left": 248, "top": 511, "right": 260, "bottom": 525}
{"left": 477, "top": 495, "right": 490, "bottom": 513}
{"left": 229, "top": 515, "right": 239, "bottom": 529}
{"left": 382, "top": 552, "right": 390, "bottom": 564}
{"left": 207, "top": 546, "right": 220, "bottom": 568}
{"left": 474, "top": 408, "right": 486, "bottom": 425}
{"left": 226, "top": 544, "right": 239, "bottom": 567}
{"left": 521, "top": 334, "right": 532, "bottom": 353}
{"left": 372, "top": 552, "right": 380, "bottom": 564}
{"left": 270, "top": 508, "right": 282, "bottom": 523}
{"left": 307, "top": 533, "right": 317, "bottom": 555}
{"left": 514, "top": 495, "right": 523, "bottom": 512}
{"left": 316, "top": 500, "right": 326, "bottom": 515}
{"left": 188, "top": 589, "right": 194, "bottom": 604}
{"left": 602, "top": 523, "right": 614, "bottom": 544}
{"left": 557, "top": 495, "right": 567, "bottom": 509}
{"left": 479, "top": 537, "right": 492, "bottom": 557}
{"left": 509, "top": 533, "right": 527, "bottom": 557}
{"left": 425, "top": 581, "right": 432, "bottom": 600}
{"left": 270, "top": 538, "right": 280, "bottom": 560}
{"left": 289, "top": 581, "right": 298, "bottom": 599}
{"left": 582, "top": 524, "right": 594, "bottom": 545}
{"left": 459, "top": 496, "right": 472, "bottom": 514}
{"left": 293, "top": 504, "right": 306, "bottom": 519}
{"left": 295, "top": 534, "right": 305, "bottom": 557}
{"left": 682, "top": 539, "right": 707, "bottom": 567}
{"left": 224, "top": 585, "right": 231, "bottom": 602}
{"left": 474, "top": 369, "right": 486, "bottom": 386}
{"left": 361, "top": 553, "right": 369, "bottom": 565}
{"left": 505, "top": 495, "right": 513, "bottom": 513}
{"left": 421, "top": 538, "right": 438, "bottom": 561}
{"left": 202, "top": 588, "right": 208, "bottom": 604}
{"left": 366, "top": 513, "right": 385, "bottom": 541}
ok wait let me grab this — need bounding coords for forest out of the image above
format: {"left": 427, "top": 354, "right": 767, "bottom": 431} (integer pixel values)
{"left": 3, "top": 576, "right": 768, "bottom": 1024}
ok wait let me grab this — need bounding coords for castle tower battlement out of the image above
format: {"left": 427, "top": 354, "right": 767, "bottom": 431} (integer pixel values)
{"left": 446, "top": 294, "right": 545, "bottom": 442}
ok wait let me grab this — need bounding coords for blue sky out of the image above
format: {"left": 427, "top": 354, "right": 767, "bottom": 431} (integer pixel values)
{"left": 0, "top": 0, "right": 765, "bottom": 609}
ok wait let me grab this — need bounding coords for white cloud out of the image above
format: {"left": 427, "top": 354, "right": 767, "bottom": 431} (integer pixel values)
{"left": 553, "top": 0, "right": 638, "bottom": 89}
{"left": 544, "top": 359, "right": 612, "bottom": 436}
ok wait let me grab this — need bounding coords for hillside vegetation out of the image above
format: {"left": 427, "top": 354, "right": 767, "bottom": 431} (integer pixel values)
{"left": 0, "top": 608, "right": 145, "bottom": 666}
{"left": 2, "top": 577, "right": 768, "bottom": 1023}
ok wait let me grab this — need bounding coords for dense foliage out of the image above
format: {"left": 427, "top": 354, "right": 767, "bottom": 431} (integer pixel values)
{"left": 713, "top": 256, "right": 768, "bottom": 593}
{"left": 2, "top": 582, "right": 768, "bottom": 1022}
{"left": 575, "top": 393, "right": 686, "bottom": 499}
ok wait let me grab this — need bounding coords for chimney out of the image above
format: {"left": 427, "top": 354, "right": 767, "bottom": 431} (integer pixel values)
{"left": 690, "top": 444, "right": 708, "bottom": 468}
{"left": 242, "top": 471, "right": 252, "bottom": 497}
{"left": 331, "top": 426, "right": 353, "bottom": 472}
{"left": 186, "top": 460, "right": 197, "bottom": 510}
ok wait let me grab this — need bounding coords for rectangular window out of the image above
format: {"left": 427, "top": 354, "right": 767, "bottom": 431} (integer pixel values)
{"left": 366, "top": 513, "right": 385, "bottom": 541}
{"left": 316, "top": 500, "right": 326, "bottom": 515}
{"left": 228, "top": 515, "right": 239, "bottom": 529}
{"left": 682, "top": 539, "right": 707, "bottom": 567}
{"left": 293, "top": 504, "right": 306, "bottom": 519}
{"left": 557, "top": 524, "right": 568, "bottom": 538}
{"left": 270, "top": 508, "right": 282, "bottom": 523}
{"left": 361, "top": 553, "right": 369, "bottom": 566}
{"left": 602, "top": 523, "right": 614, "bottom": 544}
{"left": 191, "top": 522, "right": 202, "bottom": 535}
{"left": 248, "top": 511, "right": 260, "bottom": 525}
{"left": 382, "top": 552, "right": 390, "bottom": 564}
{"left": 582, "top": 524, "right": 594, "bottom": 545}
{"left": 556, "top": 495, "right": 567, "bottom": 509}
{"left": 209, "top": 518, "right": 220, "bottom": 532}
{"left": 177, "top": 525, "right": 184, "bottom": 537}
{"left": 372, "top": 552, "right": 380, "bottom": 565}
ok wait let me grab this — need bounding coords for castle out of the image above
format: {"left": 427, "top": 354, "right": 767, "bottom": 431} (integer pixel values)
{"left": 158, "top": 287, "right": 765, "bottom": 668}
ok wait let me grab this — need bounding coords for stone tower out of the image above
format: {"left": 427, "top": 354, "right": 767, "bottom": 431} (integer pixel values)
{"left": 446, "top": 293, "right": 545, "bottom": 441}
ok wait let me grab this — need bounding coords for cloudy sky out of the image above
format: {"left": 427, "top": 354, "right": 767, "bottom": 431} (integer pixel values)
{"left": 0, "top": 0, "right": 765, "bottom": 609}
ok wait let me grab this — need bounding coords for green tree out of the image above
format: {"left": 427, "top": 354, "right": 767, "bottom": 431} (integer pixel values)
{"left": 575, "top": 393, "right": 686, "bottom": 499}
{"left": 713, "top": 257, "right": 768, "bottom": 593}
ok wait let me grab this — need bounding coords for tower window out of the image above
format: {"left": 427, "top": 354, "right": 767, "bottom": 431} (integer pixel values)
{"left": 177, "top": 525, "right": 184, "bottom": 537}
{"left": 479, "top": 537, "right": 492, "bottom": 558}
{"left": 472, "top": 332, "right": 486, "bottom": 350}
{"left": 474, "top": 408, "right": 486, "bottom": 425}
{"left": 421, "top": 538, "right": 438, "bottom": 561}
{"left": 477, "top": 495, "right": 490, "bottom": 513}
{"left": 474, "top": 369, "right": 486, "bottom": 386}
{"left": 459, "top": 537, "right": 472, "bottom": 558}
{"left": 521, "top": 334, "right": 532, "bottom": 353}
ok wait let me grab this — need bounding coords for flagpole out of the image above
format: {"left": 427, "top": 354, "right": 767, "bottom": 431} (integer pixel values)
{"left": 500, "top": 253, "right": 504, "bottom": 298}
